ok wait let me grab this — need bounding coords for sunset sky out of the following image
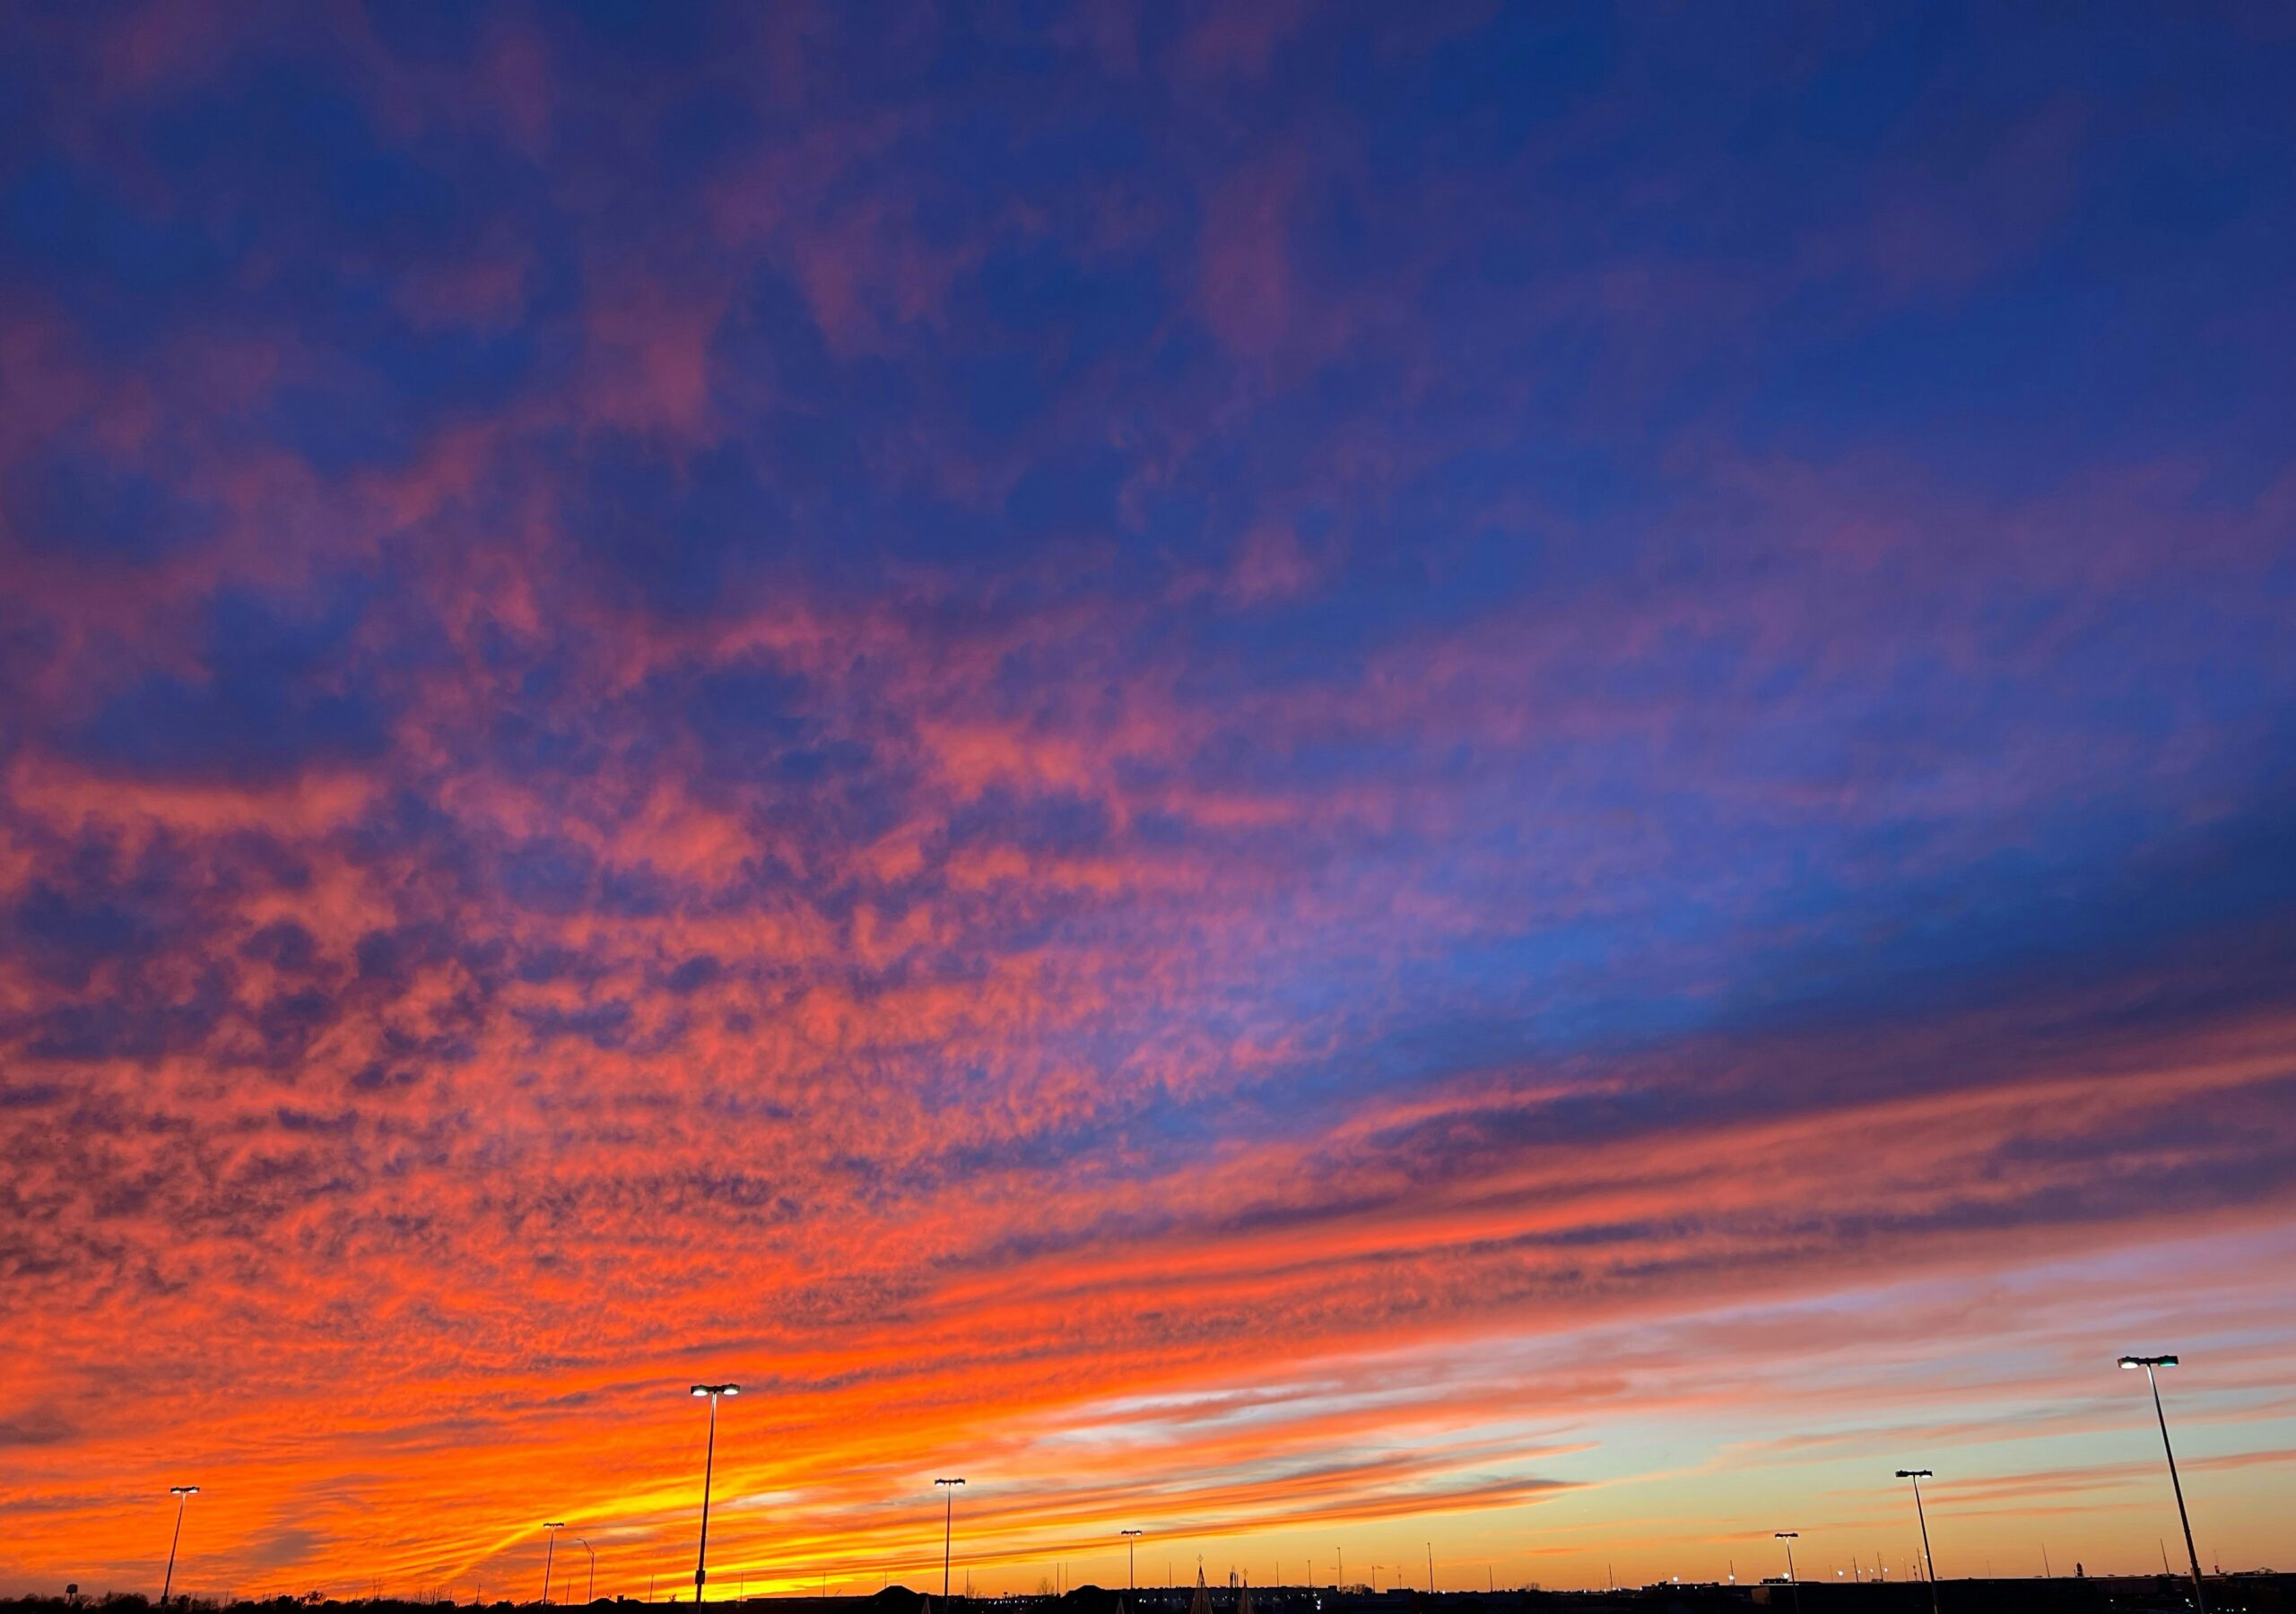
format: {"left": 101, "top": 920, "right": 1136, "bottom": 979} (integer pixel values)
{"left": 4, "top": 0, "right": 2294, "bottom": 1601}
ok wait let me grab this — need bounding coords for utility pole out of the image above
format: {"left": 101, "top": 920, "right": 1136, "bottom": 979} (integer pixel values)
{"left": 2121, "top": 1356, "right": 2208, "bottom": 1614}
{"left": 544, "top": 1524, "right": 567, "bottom": 1607}
{"left": 161, "top": 1487, "right": 200, "bottom": 1608}
{"left": 1896, "top": 1471, "right": 1942, "bottom": 1614}
{"left": 936, "top": 1479, "right": 966, "bottom": 1612}
{"left": 690, "top": 1385, "right": 741, "bottom": 1607}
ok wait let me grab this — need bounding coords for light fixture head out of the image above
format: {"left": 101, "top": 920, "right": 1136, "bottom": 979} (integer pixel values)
{"left": 1895, "top": 1469, "right": 1932, "bottom": 1479}
{"left": 546, "top": 1522, "right": 566, "bottom": 1530}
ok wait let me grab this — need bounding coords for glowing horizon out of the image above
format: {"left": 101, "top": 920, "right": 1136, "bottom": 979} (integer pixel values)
{"left": 3, "top": 1, "right": 2293, "bottom": 1601}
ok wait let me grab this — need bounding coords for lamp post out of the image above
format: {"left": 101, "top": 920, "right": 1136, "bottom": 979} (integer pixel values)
{"left": 576, "top": 1540, "right": 596, "bottom": 1604}
{"left": 1773, "top": 1534, "right": 1801, "bottom": 1614}
{"left": 1122, "top": 1532, "right": 1143, "bottom": 1594}
{"left": 544, "top": 1524, "right": 568, "bottom": 1607}
{"left": 1896, "top": 1472, "right": 1940, "bottom": 1614}
{"left": 2121, "top": 1355, "right": 2207, "bottom": 1614}
{"left": 935, "top": 1480, "right": 966, "bottom": 1611}
{"left": 691, "top": 1384, "right": 742, "bottom": 1606}
{"left": 161, "top": 1486, "right": 199, "bottom": 1607}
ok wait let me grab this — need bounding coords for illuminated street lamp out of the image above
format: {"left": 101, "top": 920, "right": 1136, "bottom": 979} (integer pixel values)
{"left": 2121, "top": 1355, "right": 2207, "bottom": 1614}
{"left": 691, "top": 1384, "right": 742, "bottom": 1605}
{"left": 1121, "top": 1532, "right": 1144, "bottom": 1594}
{"left": 576, "top": 1540, "right": 596, "bottom": 1604}
{"left": 1895, "top": 1472, "right": 1941, "bottom": 1614}
{"left": 544, "top": 1523, "right": 568, "bottom": 1606}
{"left": 161, "top": 1487, "right": 199, "bottom": 1607}
{"left": 1773, "top": 1534, "right": 1801, "bottom": 1614}
{"left": 935, "top": 1480, "right": 966, "bottom": 1611}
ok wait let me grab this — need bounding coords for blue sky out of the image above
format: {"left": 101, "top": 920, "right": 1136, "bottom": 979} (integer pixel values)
{"left": 2, "top": 0, "right": 2292, "bottom": 1596}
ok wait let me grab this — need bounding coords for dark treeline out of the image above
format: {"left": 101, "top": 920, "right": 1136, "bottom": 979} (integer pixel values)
{"left": 9, "top": 1575, "right": 2292, "bottom": 1614}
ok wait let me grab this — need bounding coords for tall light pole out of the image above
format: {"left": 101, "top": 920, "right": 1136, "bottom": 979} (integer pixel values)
{"left": 1896, "top": 1471, "right": 1941, "bottom": 1614}
{"left": 935, "top": 1480, "right": 966, "bottom": 1611}
{"left": 2121, "top": 1355, "right": 2207, "bottom": 1614}
{"left": 544, "top": 1524, "right": 567, "bottom": 1607}
{"left": 1773, "top": 1534, "right": 1801, "bottom": 1614}
{"left": 576, "top": 1540, "right": 596, "bottom": 1604}
{"left": 691, "top": 1384, "right": 742, "bottom": 1606}
{"left": 161, "top": 1486, "right": 199, "bottom": 1607}
{"left": 1122, "top": 1532, "right": 1143, "bottom": 1594}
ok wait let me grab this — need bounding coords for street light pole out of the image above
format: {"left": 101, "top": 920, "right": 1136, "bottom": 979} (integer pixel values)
{"left": 1122, "top": 1532, "right": 1143, "bottom": 1595}
{"left": 544, "top": 1524, "right": 567, "bottom": 1607}
{"left": 935, "top": 1480, "right": 966, "bottom": 1612}
{"left": 161, "top": 1487, "right": 199, "bottom": 1607}
{"left": 691, "top": 1384, "right": 743, "bottom": 1606}
{"left": 2121, "top": 1355, "right": 2207, "bottom": 1614}
{"left": 1774, "top": 1534, "right": 1801, "bottom": 1614}
{"left": 1896, "top": 1471, "right": 1941, "bottom": 1614}
{"left": 576, "top": 1540, "right": 596, "bottom": 1604}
